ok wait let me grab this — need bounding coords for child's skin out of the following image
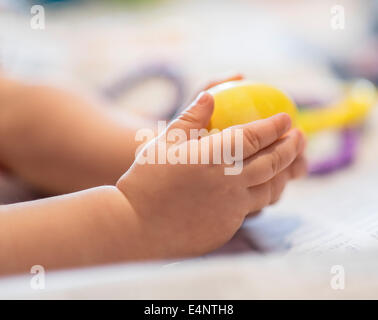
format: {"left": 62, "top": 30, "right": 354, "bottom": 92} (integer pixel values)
{"left": 0, "top": 77, "right": 306, "bottom": 276}
{"left": 0, "top": 77, "right": 149, "bottom": 194}
{"left": 0, "top": 74, "right": 243, "bottom": 195}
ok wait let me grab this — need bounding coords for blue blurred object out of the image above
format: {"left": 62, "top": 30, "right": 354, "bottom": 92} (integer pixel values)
{"left": 102, "top": 63, "right": 186, "bottom": 121}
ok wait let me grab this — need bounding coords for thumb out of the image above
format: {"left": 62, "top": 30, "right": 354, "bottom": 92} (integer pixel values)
{"left": 168, "top": 92, "right": 214, "bottom": 134}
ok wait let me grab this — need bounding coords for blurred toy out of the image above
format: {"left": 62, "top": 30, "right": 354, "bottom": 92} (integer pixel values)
{"left": 207, "top": 81, "right": 297, "bottom": 131}
{"left": 307, "top": 128, "right": 359, "bottom": 175}
{"left": 207, "top": 79, "right": 376, "bottom": 134}
{"left": 104, "top": 65, "right": 376, "bottom": 175}
{"left": 206, "top": 79, "right": 377, "bottom": 175}
{"left": 298, "top": 79, "right": 377, "bottom": 134}
{"left": 297, "top": 79, "right": 376, "bottom": 174}
{"left": 102, "top": 63, "right": 185, "bottom": 120}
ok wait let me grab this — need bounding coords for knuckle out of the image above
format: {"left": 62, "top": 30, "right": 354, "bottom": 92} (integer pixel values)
{"left": 292, "top": 129, "right": 303, "bottom": 152}
{"left": 244, "top": 129, "right": 261, "bottom": 153}
{"left": 270, "top": 173, "right": 289, "bottom": 204}
{"left": 179, "top": 109, "right": 199, "bottom": 124}
{"left": 257, "top": 183, "right": 273, "bottom": 209}
{"left": 270, "top": 149, "right": 282, "bottom": 176}
{"left": 271, "top": 117, "right": 281, "bottom": 140}
{"left": 244, "top": 167, "right": 255, "bottom": 185}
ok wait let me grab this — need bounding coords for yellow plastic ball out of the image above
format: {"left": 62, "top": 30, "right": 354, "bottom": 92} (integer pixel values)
{"left": 207, "top": 80, "right": 298, "bottom": 131}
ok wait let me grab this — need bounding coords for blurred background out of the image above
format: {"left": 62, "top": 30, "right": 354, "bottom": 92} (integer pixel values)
{"left": 0, "top": 0, "right": 378, "bottom": 254}
{"left": 0, "top": 0, "right": 377, "bottom": 106}
{"left": 1, "top": 1, "right": 378, "bottom": 299}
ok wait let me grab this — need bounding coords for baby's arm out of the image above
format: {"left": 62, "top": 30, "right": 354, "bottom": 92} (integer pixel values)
{"left": 0, "top": 76, "right": 149, "bottom": 194}
{"left": 0, "top": 75, "right": 242, "bottom": 195}
{"left": 0, "top": 186, "right": 142, "bottom": 275}
{"left": 0, "top": 92, "right": 306, "bottom": 276}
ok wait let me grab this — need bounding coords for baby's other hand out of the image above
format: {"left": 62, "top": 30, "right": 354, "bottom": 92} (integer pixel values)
{"left": 117, "top": 92, "right": 306, "bottom": 259}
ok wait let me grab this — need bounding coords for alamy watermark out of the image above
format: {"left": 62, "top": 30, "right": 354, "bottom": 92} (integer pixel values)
{"left": 30, "top": 265, "right": 45, "bottom": 290}
{"left": 30, "top": 5, "right": 45, "bottom": 30}
{"left": 330, "top": 265, "right": 345, "bottom": 290}
{"left": 134, "top": 121, "right": 244, "bottom": 175}
{"left": 330, "top": 5, "right": 345, "bottom": 30}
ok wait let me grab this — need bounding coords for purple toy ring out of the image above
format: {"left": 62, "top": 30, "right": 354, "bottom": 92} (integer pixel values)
{"left": 308, "top": 127, "right": 360, "bottom": 175}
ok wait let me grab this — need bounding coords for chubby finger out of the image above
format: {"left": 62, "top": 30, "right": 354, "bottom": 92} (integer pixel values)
{"left": 268, "top": 156, "right": 307, "bottom": 205}
{"left": 247, "top": 168, "right": 290, "bottom": 213}
{"left": 168, "top": 92, "right": 214, "bottom": 134}
{"left": 268, "top": 169, "right": 291, "bottom": 205}
{"left": 288, "top": 154, "right": 308, "bottom": 180}
{"left": 242, "top": 128, "right": 305, "bottom": 186}
{"left": 246, "top": 153, "right": 308, "bottom": 213}
{"left": 224, "top": 113, "right": 292, "bottom": 162}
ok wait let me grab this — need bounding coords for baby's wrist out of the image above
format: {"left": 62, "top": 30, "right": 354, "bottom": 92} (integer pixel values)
{"left": 103, "top": 184, "right": 173, "bottom": 261}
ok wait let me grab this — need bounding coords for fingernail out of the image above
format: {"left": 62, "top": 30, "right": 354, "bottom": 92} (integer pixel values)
{"left": 294, "top": 129, "right": 305, "bottom": 152}
{"left": 196, "top": 91, "right": 209, "bottom": 104}
{"left": 276, "top": 113, "right": 292, "bottom": 131}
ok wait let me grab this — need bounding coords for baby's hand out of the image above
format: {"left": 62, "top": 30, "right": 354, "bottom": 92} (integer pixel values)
{"left": 117, "top": 92, "right": 306, "bottom": 259}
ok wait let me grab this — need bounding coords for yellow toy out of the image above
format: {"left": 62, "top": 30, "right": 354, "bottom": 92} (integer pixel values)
{"left": 298, "top": 79, "right": 376, "bottom": 134}
{"left": 207, "top": 81, "right": 297, "bottom": 131}
{"left": 207, "top": 79, "right": 377, "bottom": 135}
